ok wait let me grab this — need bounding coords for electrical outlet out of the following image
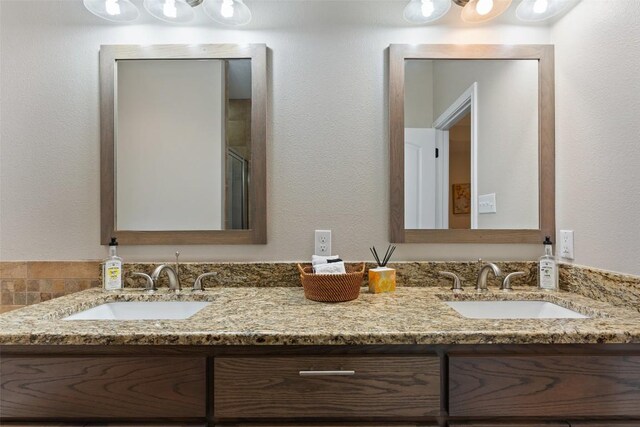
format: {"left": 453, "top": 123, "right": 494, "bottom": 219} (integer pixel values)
{"left": 314, "top": 230, "right": 331, "bottom": 256}
{"left": 560, "top": 230, "right": 575, "bottom": 260}
{"left": 478, "top": 193, "right": 497, "bottom": 214}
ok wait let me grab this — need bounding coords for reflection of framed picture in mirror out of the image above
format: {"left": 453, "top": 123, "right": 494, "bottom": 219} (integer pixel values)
{"left": 452, "top": 184, "right": 470, "bottom": 214}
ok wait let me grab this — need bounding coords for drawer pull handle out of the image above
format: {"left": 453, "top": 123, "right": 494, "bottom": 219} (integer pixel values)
{"left": 299, "top": 370, "right": 355, "bottom": 376}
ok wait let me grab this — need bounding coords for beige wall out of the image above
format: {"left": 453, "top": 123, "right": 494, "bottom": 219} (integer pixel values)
{"left": 553, "top": 0, "right": 640, "bottom": 275}
{"left": 404, "top": 60, "right": 434, "bottom": 128}
{"left": 0, "top": 0, "right": 602, "bottom": 265}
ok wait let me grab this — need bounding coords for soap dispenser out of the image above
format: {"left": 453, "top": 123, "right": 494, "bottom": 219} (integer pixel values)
{"left": 103, "top": 237, "right": 123, "bottom": 292}
{"left": 538, "top": 236, "right": 558, "bottom": 291}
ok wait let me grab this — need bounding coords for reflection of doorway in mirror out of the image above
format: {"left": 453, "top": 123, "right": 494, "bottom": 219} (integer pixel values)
{"left": 449, "top": 114, "right": 471, "bottom": 229}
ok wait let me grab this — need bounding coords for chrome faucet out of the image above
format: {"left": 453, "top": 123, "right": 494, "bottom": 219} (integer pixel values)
{"left": 440, "top": 271, "right": 463, "bottom": 293}
{"left": 501, "top": 271, "right": 526, "bottom": 292}
{"left": 151, "top": 264, "right": 181, "bottom": 292}
{"left": 476, "top": 262, "right": 502, "bottom": 292}
{"left": 193, "top": 272, "right": 218, "bottom": 291}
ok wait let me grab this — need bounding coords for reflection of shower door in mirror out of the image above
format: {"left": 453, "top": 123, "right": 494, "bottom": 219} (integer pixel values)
{"left": 226, "top": 149, "right": 249, "bottom": 230}
{"left": 404, "top": 128, "right": 448, "bottom": 229}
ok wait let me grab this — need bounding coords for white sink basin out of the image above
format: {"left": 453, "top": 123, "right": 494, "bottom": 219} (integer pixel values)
{"left": 446, "top": 300, "right": 589, "bottom": 319}
{"left": 64, "top": 301, "right": 210, "bottom": 320}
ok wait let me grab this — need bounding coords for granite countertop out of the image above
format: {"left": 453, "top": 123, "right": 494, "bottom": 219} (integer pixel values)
{"left": 0, "top": 286, "right": 639, "bottom": 346}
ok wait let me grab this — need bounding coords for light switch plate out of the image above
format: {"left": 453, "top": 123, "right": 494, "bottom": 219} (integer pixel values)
{"left": 560, "top": 230, "right": 575, "bottom": 260}
{"left": 478, "top": 193, "right": 497, "bottom": 214}
{"left": 314, "top": 230, "right": 331, "bottom": 256}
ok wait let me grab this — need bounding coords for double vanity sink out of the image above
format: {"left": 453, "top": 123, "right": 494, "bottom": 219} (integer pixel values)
{"left": 62, "top": 298, "right": 588, "bottom": 321}
{"left": 0, "top": 284, "right": 636, "bottom": 346}
{"left": 2, "top": 283, "right": 639, "bottom": 424}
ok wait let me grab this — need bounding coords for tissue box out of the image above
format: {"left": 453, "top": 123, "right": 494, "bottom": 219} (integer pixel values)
{"left": 368, "top": 267, "right": 396, "bottom": 293}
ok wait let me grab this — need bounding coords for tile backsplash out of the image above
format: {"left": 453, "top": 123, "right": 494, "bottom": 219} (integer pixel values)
{"left": 1, "top": 260, "right": 639, "bottom": 312}
{"left": 0, "top": 262, "right": 101, "bottom": 307}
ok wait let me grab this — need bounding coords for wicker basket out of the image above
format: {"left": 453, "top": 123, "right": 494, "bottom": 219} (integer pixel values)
{"left": 298, "top": 263, "right": 366, "bottom": 303}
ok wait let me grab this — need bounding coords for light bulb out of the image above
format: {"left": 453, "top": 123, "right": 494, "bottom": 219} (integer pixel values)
{"left": 516, "top": 0, "right": 575, "bottom": 22}
{"left": 163, "top": 0, "right": 177, "bottom": 18}
{"left": 105, "top": 0, "right": 121, "bottom": 15}
{"left": 203, "top": 0, "right": 252, "bottom": 25}
{"left": 403, "top": 0, "right": 450, "bottom": 23}
{"left": 533, "top": 0, "right": 549, "bottom": 14}
{"left": 143, "top": 0, "right": 194, "bottom": 23}
{"left": 221, "top": 0, "right": 234, "bottom": 18}
{"left": 476, "top": 0, "right": 494, "bottom": 15}
{"left": 421, "top": 0, "right": 435, "bottom": 17}
{"left": 84, "top": 0, "right": 139, "bottom": 22}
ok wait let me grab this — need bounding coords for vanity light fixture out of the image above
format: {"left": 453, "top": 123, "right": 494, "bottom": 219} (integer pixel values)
{"left": 83, "top": 0, "right": 140, "bottom": 22}
{"left": 516, "top": 0, "right": 575, "bottom": 22}
{"left": 202, "top": 0, "right": 252, "bottom": 26}
{"left": 458, "top": 0, "right": 513, "bottom": 23}
{"left": 143, "top": 0, "right": 195, "bottom": 23}
{"left": 403, "top": 0, "right": 452, "bottom": 24}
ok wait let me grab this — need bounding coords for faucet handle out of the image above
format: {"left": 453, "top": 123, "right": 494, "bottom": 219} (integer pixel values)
{"left": 131, "top": 272, "right": 155, "bottom": 292}
{"left": 502, "top": 271, "right": 526, "bottom": 291}
{"left": 440, "top": 271, "right": 463, "bottom": 293}
{"left": 193, "top": 272, "right": 217, "bottom": 291}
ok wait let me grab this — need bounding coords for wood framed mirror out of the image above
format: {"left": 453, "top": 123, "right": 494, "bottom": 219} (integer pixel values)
{"left": 100, "top": 44, "right": 267, "bottom": 245}
{"left": 389, "top": 44, "right": 554, "bottom": 244}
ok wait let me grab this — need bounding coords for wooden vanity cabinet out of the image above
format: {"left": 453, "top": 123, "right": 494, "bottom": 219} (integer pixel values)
{"left": 2, "top": 345, "right": 640, "bottom": 425}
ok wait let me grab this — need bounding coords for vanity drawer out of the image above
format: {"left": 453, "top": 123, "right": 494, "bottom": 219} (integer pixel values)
{"left": 0, "top": 357, "right": 206, "bottom": 418}
{"left": 214, "top": 356, "right": 440, "bottom": 419}
{"left": 449, "top": 355, "right": 640, "bottom": 417}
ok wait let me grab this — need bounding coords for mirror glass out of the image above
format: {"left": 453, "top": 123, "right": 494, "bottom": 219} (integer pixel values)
{"left": 115, "top": 58, "right": 252, "bottom": 231}
{"left": 404, "top": 59, "right": 539, "bottom": 230}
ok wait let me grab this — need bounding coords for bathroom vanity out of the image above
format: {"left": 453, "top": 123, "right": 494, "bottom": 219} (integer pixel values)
{"left": 1, "top": 286, "right": 639, "bottom": 426}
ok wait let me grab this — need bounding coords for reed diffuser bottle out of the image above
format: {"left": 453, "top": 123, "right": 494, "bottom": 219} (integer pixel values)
{"left": 368, "top": 245, "right": 397, "bottom": 294}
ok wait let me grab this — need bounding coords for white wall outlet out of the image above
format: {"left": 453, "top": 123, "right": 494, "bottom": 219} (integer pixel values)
{"left": 478, "top": 193, "right": 497, "bottom": 214}
{"left": 314, "top": 230, "right": 332, "bottom": 256}
{"left": 560, "top": 230, "right": 575, "bottom": 260}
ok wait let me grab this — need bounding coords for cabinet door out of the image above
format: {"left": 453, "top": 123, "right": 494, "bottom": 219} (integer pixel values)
{"left": 0, "top": 357, "right": 206, "bottom": 418}
{"left": 214, "top": 356, "right": 441, "bottom": 419}
{"left": 2, "top": 425, "right": 206, "bottom": 427}
{"left": 216, "top": 424, "right": 427, "bottom": 427}
{"left": 449, "top": 355, "right": 640, "bottom": 418}
{"left": 569, "top": 423, "right": 640, "bottom": 427}
{"left": 449, "top": 424, "right": 569, "bottom": 427}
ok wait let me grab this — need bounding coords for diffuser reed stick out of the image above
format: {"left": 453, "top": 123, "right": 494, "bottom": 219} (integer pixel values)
{"left": 370, "top": 245, "right": 396, "bottom": 267}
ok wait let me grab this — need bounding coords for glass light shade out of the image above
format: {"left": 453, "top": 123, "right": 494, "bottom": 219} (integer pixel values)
{"left": 403, "top": 0, "right": 452, "bottom": 24}
{"left": 83, "top": 0, "right": 139, "bottom": 22}
{"left": 461, "top": 0, "right": 513, "bottom": 23}
{"left": 202, "top": 0, "right": 252, "bottom": 26}
{"left": 143, "top": 0, "right": 195, "bottom": 23}
{"left": 516, "top": 0, "right": 575, "bottom": 22}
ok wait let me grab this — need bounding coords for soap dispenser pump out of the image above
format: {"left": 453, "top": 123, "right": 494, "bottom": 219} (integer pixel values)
{"left": 538, "top": 236, "right": 558, "bottom": 291}
{"left": 103, "top": 237, "right": 123, "bottom": 292}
